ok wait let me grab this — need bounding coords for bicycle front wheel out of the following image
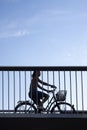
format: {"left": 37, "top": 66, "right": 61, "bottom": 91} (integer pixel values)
{"left": 51, "top": 102, "right": 76, "bottom": 114}
{"left": 15, "top": 101, "right": 37, "bottom": 114}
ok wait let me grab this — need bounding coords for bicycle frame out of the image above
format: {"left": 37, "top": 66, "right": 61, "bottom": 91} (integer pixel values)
{"left": 30, "top": 88, "right": 61, "bottom": 113}
{"left": 42, "top": 91, "right": 58, "bottom": 112}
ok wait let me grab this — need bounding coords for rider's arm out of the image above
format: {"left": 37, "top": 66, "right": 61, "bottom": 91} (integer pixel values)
{"left": 38, "top": 78, "right": 52, "bottom": 87}
{"left": 38, "top": 84, "right": 49, "bottom": 92}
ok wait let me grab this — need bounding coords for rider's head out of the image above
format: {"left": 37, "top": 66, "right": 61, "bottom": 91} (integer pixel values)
{"left": 32, "top": 70, "right": 40, "bottom": 77}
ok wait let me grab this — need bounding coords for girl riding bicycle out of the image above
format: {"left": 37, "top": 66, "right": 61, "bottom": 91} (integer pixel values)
{"left": 28, "top": 70, "right": 54, "bottom": 110}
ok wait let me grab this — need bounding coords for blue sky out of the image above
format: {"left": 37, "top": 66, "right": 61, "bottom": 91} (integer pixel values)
{"left": 0, "top": 0, "right": 87, "bottom": 66}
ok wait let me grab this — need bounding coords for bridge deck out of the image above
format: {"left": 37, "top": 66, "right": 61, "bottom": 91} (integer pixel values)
{"left": 0, "top": 112, "right": 87, "bottom": 118}
{"left": 1, "top": 113, "right": 87, "bottom": 129}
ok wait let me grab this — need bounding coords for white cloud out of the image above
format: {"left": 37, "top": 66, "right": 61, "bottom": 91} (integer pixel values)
{"left": 0, "top": 30, "right": 30, "bottom": 38}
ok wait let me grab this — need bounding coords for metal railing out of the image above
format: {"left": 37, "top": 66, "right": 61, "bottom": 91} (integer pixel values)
{"left": 0, "top": 66, "right": 87, "bottom": 114}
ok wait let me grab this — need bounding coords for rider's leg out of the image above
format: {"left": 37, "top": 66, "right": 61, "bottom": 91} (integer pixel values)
{"left": 37, "top": 91, "right": 49, "bottom": 109}
{"left": 41, "top": 94, "right": 49, "bottom": 104}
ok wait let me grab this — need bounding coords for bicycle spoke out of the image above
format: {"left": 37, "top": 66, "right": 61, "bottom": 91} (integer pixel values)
{"left": 58, "top": 103, "right": 74, "bottom": 113}
{"left": 51, "top": 102, "right": 75, "bottom": 114}
{"left": 16, "top": 104, "right": 28, "bottom": 113}
{"left": 15, "top": 102, "right": 37, "bottom": 114}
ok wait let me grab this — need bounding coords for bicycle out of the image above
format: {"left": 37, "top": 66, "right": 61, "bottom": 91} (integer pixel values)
{"left": 14, "top": 86, "right": 76, "bottom": 114}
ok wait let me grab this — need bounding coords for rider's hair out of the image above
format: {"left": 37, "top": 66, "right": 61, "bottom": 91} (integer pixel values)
{"left": 32, "top": 70, "right": 37, "bottom": 77}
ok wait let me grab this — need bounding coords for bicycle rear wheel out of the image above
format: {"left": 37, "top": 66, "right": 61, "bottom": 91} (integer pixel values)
{"left": 51, "top": 102, "right": 76, "bottom": 114}
{"left": 15, "top": 101, "right": 37, "bottom": 114}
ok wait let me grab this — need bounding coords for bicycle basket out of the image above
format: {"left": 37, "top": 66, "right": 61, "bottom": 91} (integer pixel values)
{"left": 56, "top": 90, "right": 67, "bottom": 101}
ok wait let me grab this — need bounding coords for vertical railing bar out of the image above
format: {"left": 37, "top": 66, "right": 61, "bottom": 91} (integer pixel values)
{"left": 30, "top": 71, "right": 32, "bottom": 110}
{"left": 75, "top": 71, "right": 78, "bottom": 110}
{"left": 36, "top": 71, "right": 38, "bottom": 110}
{"left": 24, "top": 71, "right": 26, "bottom": 101}
{"left": 41, "top": 71, "right": 43, "bottom": 108}
{"left": 64, "top": 71, "right": 66, "bottom": 104}
{"left": 34, "top": 70, "right": 37, "bottom": 112}
{"left": 13, "top": 71, "right": 15, "bottom": 108}
{"left": 24, "top": 71, "right": 27, "bottom": 113}
{"left": 81, "top": 71, "right": 84, "bottom": 111}
{"left": 64, "top": 71, "right": 66, "bottom": 90}
{"left": 47, "top": 71, "right": 49, "bottom": 112}
{"left": 64, "top": 71, "right": 67, "bottom": 111}
{"left": 19, "top": 71, "right": 21, "bottom": 101}
{"left": 58, "top": 71, "right": 60, "bottom": 90}
{"left": 2, "top": 71, "right": 4, "bottom": 111}
{"left": 69, "top": 71, "right": 72, "bottom": 105}
{"left": 53, "top": 71, "right": 55, "bottom": 86}
{"left": 8, "top": 71, "right": 10, "bottom": 110}
{"left": 52, "top": 71, "right": 55, "bottom": 112}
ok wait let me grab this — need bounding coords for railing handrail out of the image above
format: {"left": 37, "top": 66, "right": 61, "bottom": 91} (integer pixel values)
{"left": 0, "top": 66, "right": 87, "bottom": 71}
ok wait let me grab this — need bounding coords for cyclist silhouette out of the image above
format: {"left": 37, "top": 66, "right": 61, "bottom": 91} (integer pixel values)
{"left": 28, "top": 70, "right": 54, "bottom": 110}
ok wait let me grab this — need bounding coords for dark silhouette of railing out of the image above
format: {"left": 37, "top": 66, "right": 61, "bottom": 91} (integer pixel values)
{"left": 0, "top": 66, "right": 87, "bottom": 114}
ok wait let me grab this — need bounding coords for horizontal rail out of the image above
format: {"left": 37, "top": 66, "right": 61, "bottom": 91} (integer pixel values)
{"left": 0, "top": 66, "right": 87, "bottom": 71}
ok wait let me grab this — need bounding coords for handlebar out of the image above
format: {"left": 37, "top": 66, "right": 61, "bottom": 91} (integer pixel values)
{"left": 51, "top": 85, "right": 57, "bottom": 89}
{"left": 47, "top": 85, "right": 57, "bottom": 93}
